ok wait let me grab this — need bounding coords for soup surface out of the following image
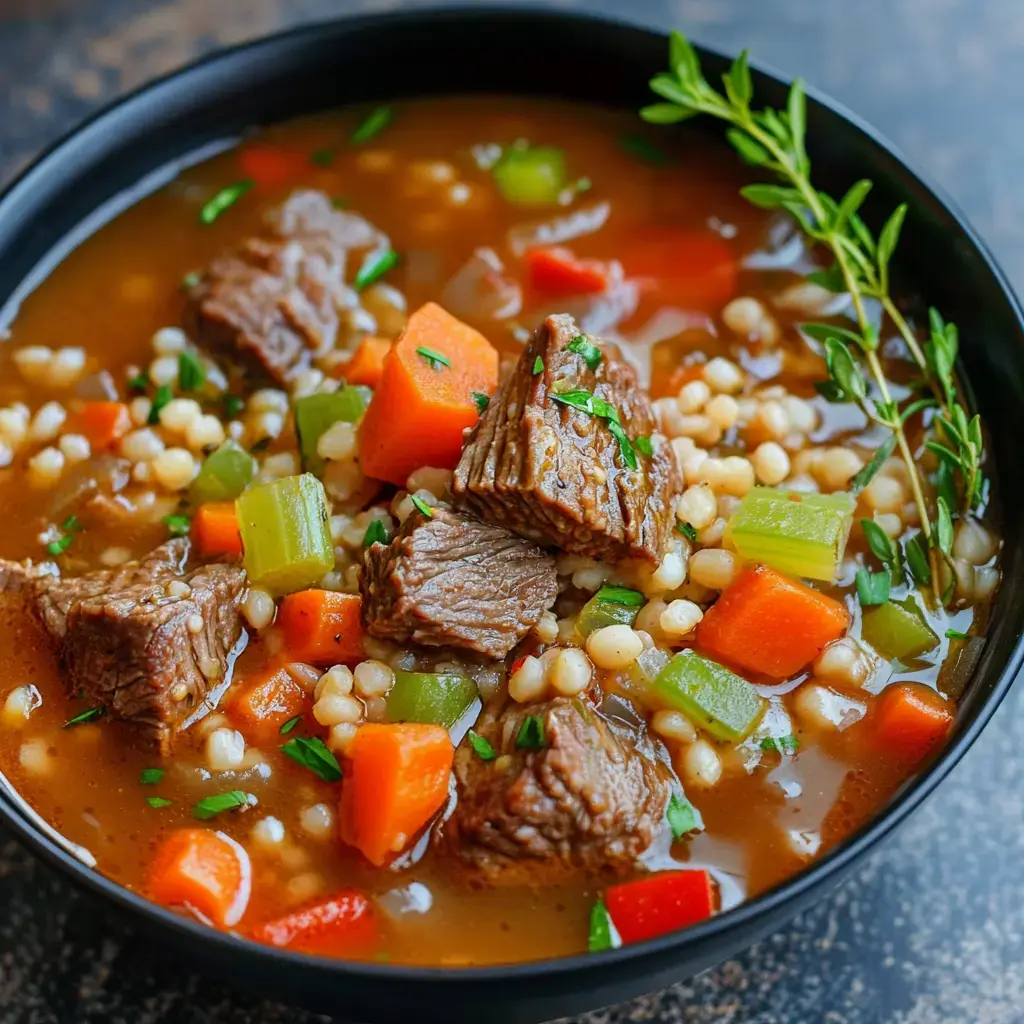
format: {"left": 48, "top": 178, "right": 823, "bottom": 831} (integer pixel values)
{"left": 0, "top": 96, "right": 999, "bottom": 965}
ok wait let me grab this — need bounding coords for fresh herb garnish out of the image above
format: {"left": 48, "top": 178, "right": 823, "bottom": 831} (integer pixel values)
{"left": 192, "top": 790, "right": 250, "bottom": 820}
{"left": 588, "top": 898, "right": 617, "bottom": 952}
{"left": 472, "top": 392, "right": 490, "bottom": 414}
{"left": 760, "top": 735, "right": 800, "bottom": 755}
{"left": 607, "top": 419, "right": 638, "bottom": 470}
{"left": 548, "top": 388, "right": 637, "bottom": 469}
{"left": 163, "top": 514, "right": 191, "bottom": 538}
{"left": 354, "top": 248, "right": 399, "bottom": 291}
{"left": 860, "top": 518, "right": 903, "bottom": 586}
{"left": 140, "top": 768, "right": 166, "bottom": 785}
{"left": 532, "top": 356, "right": 545, "bottom": 375}
{"left": 620, "top": 134, "right": 668, "bottom": 165}
{"left": 410, "top": 494, "right": 434, "bottom": 518}
{"left": 362, "top": 520, "right": 392, "bottom": 548}
{"left": 666, "top": 793, "right": 699, "bottom": 838}
{"left": 180, "top": 271, "right": 201, "bottom": 291}
{"left": 199, "top": 180, "right": 253, "bottom": 225}
{"left": 279, "top": 714, "right": 302, "bottom": 735}
{"left": 62, "top": 515, "right": 82, "bottom": 533}
{"left": 945, "top": 628, "right": 968, "bottom": 640}
{"left": 468, "top": 730, "right": 497, "bottom": 762}
{"left": 595, "top": 584, "right": 645, "bottom": 607}
{"left": 46, "top": 534, "right": 75, "bottom": 557}
{"left": 146, "top": 796, "right": 173, "bottom": 809}
{"left": 178, "top": 351, "right": 206, "bottom": 392}
{"left": 634, "top": 435, "right": 654, "bottom": 457}
{"left": 148, "top": 384, "right": 173, "bottom": 425}
{"left": 280, "top": 736, "right": 343, "bottom": 782}
{"left": 416, "top": 346, "right": 451, "bottom": 371}
{"left": 223, "top": 394, "right": 245, "bottom": 418}
{"left": 515, "top": 715, "right": 546, "bottom": 750}
{"left": 856, "top": 567, "right": 891, "bottom": 607}
{"left": 64, "top": 707, "right": 104, "bottom": 728}
{"left": 905, "top": 534, "right": 932, "bottom": 587}
{"left": 128, "top": 371, "right": 150, "bottom": 392}
{"left": 677, "top": 521, "right": 698, "bottom": 542}
{"left": 574, "top": 176, "right": 593, "bottom": 194}
{"left": 332, "top": 197, "right": 351, "bottom": 208}
{"left": 310, "top": 148, "right": 335, "bottom": 167}
{"left": 351, "top": 106, "right": 394, "bottom": 145}
{"left": 565, "top": 335, "right": 601, "bottom": 371}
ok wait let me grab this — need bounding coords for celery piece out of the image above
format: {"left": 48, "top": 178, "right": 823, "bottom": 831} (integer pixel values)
{"left": 726, "top": 487, "right": 856, "bottom": 582}
{"left": 652, "top": 650, "right": 766, "bottom": 742}
{"left": 191, "top": 439, "right": 256, "bottom": 504}
{"left": 628, "top": 646, "right": 672, "bottom": 692}
{"left": 861, "top": 600, "right": 940, "bottom": 662}
{"left": 386, "top": 671, "right": 478, "bottom": 729}
{"left": 294, "top": 386, "right": 370, "bottom": 475}
{"left": 493, "top": 146, "right": 567, "bottom": 206}
{"left": 576, "top": 595, "right": 640, "bottom": 639}
{"left": 236, "top": 473, "right": 335, "bottom": 596}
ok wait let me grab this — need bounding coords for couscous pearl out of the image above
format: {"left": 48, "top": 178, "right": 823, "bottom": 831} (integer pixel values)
{"left": 159, "top": 397, "right": 202, "bottom": 433}
{"left": 754, "top": 400, "right": 789, "bottom": 440}
{"left": 702, "top": 357, "right": 744, "bottom": 394}
{"left": 121, "top": 428, "right": 165, "bottom": 462}
{"left": 166, "top": 580, "right": 191, "bottom": 599}
{"left": 406, "top": 466, "right": 453, "bottom": 497}
{"left": 249, "top": 389, "right": 289, "bottom": 415}
{"left": 149, "top": 355, "right": 179, "bottom": 387}
{"left": 634, "top": 599, "right": 668, "bottom": 638}
{"left": 678, "top": 380, "right": 711, "bottom": 414}
{"left": 549, "top": 649, "right": 593, "bottom": 697}
{"left": 19, "top": 738, "right": 53, "bottom": 775}
{"left": 677, "top": 483, "right": 718, "bottom": 532}
{"left": 186, "top": 613, "right": 204, "bottom": 636}
{"left": 2, "top": 684, "right": 41, "bottom": 726}
{"left": 814, "top": 637, "right": 871, "bottom": 688}
{"left": 99, "top": 546, "right": 132, "bottom": 567}
{"left": 300, "top": 802, "right": 336, "bottom": 839}
{"left": 781, "top": 395, "right": 817, "bottom": 434}
{"left": 660, "top": 599, "right": 704, "bottom": 638}
{"left": 0, "top": 406, "right": 29, "bottom": 448}
{"left": 818, "top": 448, "right": 864, "bottom": 492}
{"left": 753, "top": 442, "right": 791, "bottom": 486}
{"left": 313, "top": 693, "right": 363, "bottom": 727}
{"left": 317, "top": 421, "right": 358, "bottom": 462}
{"left": 863, "top": 473, "right": 905, "bottom": 514}
{"left": 953, "top": 519, "right": 996, "bottom": 566}
{"left": 792, "top": 683, "right": 866, "bottom": 732}
{"left": 287, "top": 872, "right": 325, "bottom": 904}
{"left": 29, "top": 402, "right": 67, "bottom": 443}
{"left": 688, "top": 549, "right": 740, "bottom": 590}
{"left": 252, "top": 816, "right": 286, "bottom": 847}
{"left": 875, "top": 512, "right": 903, "bottom": 539}
{"left": 59, "top": 433, "right": 91, "bottom": 463}
{"left": 260, "top": 452, "right": 299, "bottom": 480}
{"left": 242, "top": 587, "right": 276, "bottom": 631}
{"left": 327, "top": 722, "right": 359, "bottom": 755}
{"left": 651, "top": 708, "right": 697, "bottom": 745}
{"left": 722, "top": 296, "right": 779, "bottom": 344}
{"left": 315, "top": 665, "right": 354, "bottom": 701}
{"left": 650, "top": 543, "right": 687, "bottom": 592}
{"left": 186, "top": 414, "right": 226, "bottom": 451}
{"left": 250, "top": 411, "right": 285, "bottom": 443}
{"left": 680, "top": 449, "right": 709, "bottom": 485}
{"left": 206, "top": 727, "right": 246, "bottom": 771}
{"left": 48, "top": 352, "right": 86, "bottom": 388}
{"left": 129, "top": 397, "right": 152, "bottom": 426}
{"left": 679, "top": 739, "right": 722, "bottom": 788}
{"left": 152, "top": 326, "right": 189, "bottom": 354}
{"left": 28, "top": 447, "right": 65, "bottom": 487}
{"left": 698, "top": 516, "right": 727, "bottom": 547}
{"left": 13, "top": 346, "right": 53, "bottom": 385}
{"left": 0, "top": 440, "right": 12, "bottom": 469}
{"left": 702, "top": 455, "right": 755, "bottom": 497}
{"left": 534, "top": 611, "right": 559, "bottom": 644}
{"left": 705, "top": 393, "right": 739, "bottom": 431}
{"left": 353, "top": 660, "right": 395, "bottom": 699}
{"left": 585, "top": 625, "right": 644, "bottom": 670}
{"left": 152, "top": 448, "right": 198, "bottom": 491}
{"left": 509, "top": 656, "right": 546, "bottom": 703}
{"left": 291, "top": 368, "right": 325, "bottom": 399}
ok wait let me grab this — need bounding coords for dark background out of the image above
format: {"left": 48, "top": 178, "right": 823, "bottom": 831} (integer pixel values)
{"left": 1, "top": 2, "right": 1023, "bottom": 1022}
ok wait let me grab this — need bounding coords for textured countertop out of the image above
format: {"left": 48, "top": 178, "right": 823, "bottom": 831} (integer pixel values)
{"left": 1, "top": 2, "right": 1023, "bottom": 1022}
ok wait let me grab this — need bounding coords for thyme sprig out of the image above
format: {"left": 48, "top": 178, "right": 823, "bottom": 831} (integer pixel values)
{"left": 641, "top": 31, "right": 985, "bottom": 600}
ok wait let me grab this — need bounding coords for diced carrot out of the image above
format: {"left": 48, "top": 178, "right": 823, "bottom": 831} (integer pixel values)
{"left": 239, "top": 145, "right": 310, "bottom": 189}
{"left": 76, "top": 401, "right": 131, "bottom": 451}
{"left": 339, "top": 336, "right": 391, "bottom": 388}
{"left": 276, "top": 590, "right": 364, "bottom": 664}
{"left": 358, "top": 302, "right": 498, "bottom": 486}
{"left": 339, "top": 723, "right": 453, "bottom": 866}
{"left": 228, "top": 663, "right": 309, "bottom": 738}
{"left": 606, "top": 870, "right": 716, "bottom": 944}
{"left": 249, "top": 890, "right": 378, "bottom": 956}
{"left": 623, "top": 228, "right": 737, "bottom": 310}
{"left": 192, "top": 502, "right": 243, "bottom": 558}
{"left": 526, "top": 246, "right": 613, "bottom": 297}
{"left": 697, "top": 564, "right": 850, "bottom": 680}
{"left": 871, "top": 682, "right": 955, "bottom": 766}
{"left": 147, "top": 828, "right": 251, "bottom": 928}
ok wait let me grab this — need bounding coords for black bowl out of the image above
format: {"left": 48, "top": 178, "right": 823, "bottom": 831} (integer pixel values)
{"left": 0, "top": 8, "right": 1021, "bottom": 1024}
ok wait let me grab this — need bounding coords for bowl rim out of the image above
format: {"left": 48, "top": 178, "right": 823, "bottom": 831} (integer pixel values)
{"left": 1, "top": 2, "right": 1022, "bottom": 988}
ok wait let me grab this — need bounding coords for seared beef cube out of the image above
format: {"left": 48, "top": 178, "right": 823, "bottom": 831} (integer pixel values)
{"left": 185, "top": 190, "right": 382, "bottom": 385}
{"left": 361, "top": 507, "right": 557, "bottom": 660}
{"left": 453, "top": 313, "right": 681, "bottom": 564}
{"left": 443, "top": 697, "right": 672, "bottom": 882}
{"left": 26, "top": 539, "right": 246, "bottom": 753}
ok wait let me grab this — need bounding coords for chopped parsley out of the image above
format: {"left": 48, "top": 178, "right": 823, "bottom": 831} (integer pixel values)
{"left": 199, "top": 180, "right": 253, "bottom": 225}
{"left": 279, "top": 714, "right": 302, "bottom": 736}
{"left": 595, "top": 584, "right": 645, "bottom": 607}
{"left": 351, "top": 106, "right": 394, "bottom": 145}
{"left": 634, "top": 435, "right": 654, "bottom": 458}
{"left": 362, "top": 519, "right": 392, "bottom": 547}
{"left": 410, "top": 494, "right": 434, "bottom": 518}
{"left": 280, "top": 736, "right": 342, "bottom": 783}
{"left": 62, "top": 514, "right": 82, "bottom": 533}
{"left": 666, "top": 794, "right": 699, "bottom": 839}
{"left": 146, "top": 796, "right": 173, "bottom": 809}
{"left": 468, "top": 730, "right": 497, "bottom": 762}
{"left": 177, "top": 350, "right": 206, "bottom": 392}
{"left": 180, "top": 271, "right": 201, "bottom": 291}
{"left": 677, "top": 521, "right": 698, "bottom": 542}
{"left": 855, "top": 567, "right": 890, "bottom": 607}
{"left": 223, "top": 394, "right": 245, "bottom": 418}
{"left": 588, "top": 898, "right": 617, "bottom": 952}
{"left": 46, "top": 534, "right": 74, "bottom": 557}
{"left": 163, "top": 514, "right": 191, "bottom": 538}
{"left": 472, "top": 392, "right": 490, "bottom": 414}
{"left": 148, "top": 384, "right": 173, "bottom": 425}
{"left": 354, "top": 248, "right": 399, "bottom": 291}
{"left": 139, "top": 768, "right": 166, "bottom": 786}
{"left": 192, "top": 790, "right": 250, "bottom": 821}
{"left": 607, "top": 420, "right": 638, "bottom": 470}
{"left": 416, "top": 345, "right": 451, "bottom": 371}
{"left": 548, "top": 388, "right": 637, "bottom": 470}
{"left": 945, "top": 628, "right": 968, "bottom": 640}
{"left": 566, "top": 334, "right": 602, "bottom": 371}
{"left": 64, "top": 707, "right": 104, "bottom": 728}
{"left": 533, "top": 356, "right": 545, "bottom": 375}
{"left": 332, "top": 196, "right": 351, "bottom": 208}
{"left": 127, "top": 370, "right": 150, "bottom": 392}
{"left": 620, "top": 134, "right": 668, "bottom": 165}
{"left": 310, "top": 148, "right": 335, "bottom": 166}
{"left": 515, "top": 714, "right": 546, "bottom": 751}
{"left": 760, "top": 735, "right": 800, "bottom": 756}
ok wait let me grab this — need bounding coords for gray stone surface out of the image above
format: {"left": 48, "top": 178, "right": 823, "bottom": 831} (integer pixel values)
{"left": 1, "top": 1, "right": 1023, "bottom": 1021}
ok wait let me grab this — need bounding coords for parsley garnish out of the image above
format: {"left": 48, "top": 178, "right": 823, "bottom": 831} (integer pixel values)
{"left": 280, "top": 736, "right": 342, "bottom": 783}
{"left": 363, "top": 520, "right": 392, "bottom": 547}
{"left": 566, "top": 334, "right": 602, "bottom": 371}
{"left": 192, "top": 791, "right": 250, "bottom": 820}
{"left": 139, "top": 768, "right": 166, "bottom": 785}
{"left": 62, "top": 515, "right": 82, "bottom": 533}
{"left": 146, "top": 796, "right": 173, "bottom": 809}
{"left": 178, "top": 351, "right": 206, "bottom": 392}
{"left": 351, "top": 106, "right": 394, "bottom": 145}
{"left": 515, "top": 715, "right": 546, "bottom": 750}
{"left": 180, "top": 271, "right": 201, "bottom": 291}
{"left": 595, "top": 584, "right": 645, "bottom": 607}
{"left": 416, "top": 346, "right": 451, "bottom": 371}
{"left": 472, "top": 392, "right": 490, "bottom": 414}
{"left": 148, "top": 384, "right": 173, "bottom": 425}
{"left": 588, "top": 898, "right": 617, "bottom": 952}
{"left": 332, "top": 196, "right": 351, "bottom": 208}
{"left": 607, "top": 420, "right": 638, "bottom": 470}
{"left": 666, "top": 793, "right": 699, "bottom": 839}
{"left": 223, "top": 394, "right": 245, "bottom": 418}
{"left": 163, "top": 514, "right": 191, "bottom": 538}
{"left": 548, "top": 388, "right": 637, "bottom": 469}
{"left": 945, "top": 628, "right": 968, "bottom": 640}
{"left": 410, "top": 494, "right": 434, "bottom": 518}
{"left": 279, "top": 714, "right": 302, "bottom": 735}
{"left": 677, "top": 521, "right": 698, "bottom": 542}
{"left": 128, "top": 371, "right": 150, "bottom": 392}
{"left": 199, "top": 180, "right": 253, "bottom": 225}
{"left": 533, "top": 356, "right": 544, "bottom": 375}
{"left": 760, "top": 735, "right": 800, "bottom": 755}
{"left": 64, "top": 707, "right": 104, "bottom": 728}
{"left": 855, "top": 567, "right": 890, "bottom": 607}
{"left": 634, "top": 435, "right": 654, "bottom": 457}
{"left": 310, "top": 148, "right": 335, "bottom": 166}
{"left": 46, "top": 531, "right": 76, "bottom": 557}
{"left": 468, "top": 730, "right": 497, "bottom": 762}
{"left": 354, "top": 248, "right": 399, "bottom": 291}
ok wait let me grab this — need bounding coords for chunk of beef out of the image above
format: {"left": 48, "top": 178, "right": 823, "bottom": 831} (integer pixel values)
{"left": 4, "top": 539, "right": 246, "bottom": 753}
{"left": 361, "top": 507, "right": 557, "bottom": 660}
{"left": 453, "top": 313, "right": 681, "bottom": 564}
{"left": 443, "top": 697, "right": 672, "bottom": 882}
{"left": 184, "top": 190, "right": 383, "bottom": 385}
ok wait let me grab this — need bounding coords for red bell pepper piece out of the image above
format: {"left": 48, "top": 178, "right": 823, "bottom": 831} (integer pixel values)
{"left": 239, "top": 145, "right": 311, "bottom": 189}
{"left": 249, "top": 890, "right": 379, "bottom": 956}
{"left": 526, "top": 246, "right": 614, "bottom": 297}
{"left": 605, "top": 870, "right": 715, "bottom": 944}
{"left": 623, "top": 228, "right": 737, "bottom": 310}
